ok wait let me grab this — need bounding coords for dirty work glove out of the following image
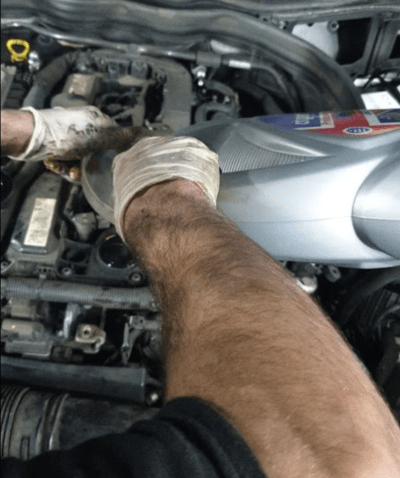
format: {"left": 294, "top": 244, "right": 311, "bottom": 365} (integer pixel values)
{"left": 9, "top": 106, "right": 116, "bottom": 163}
{"left": 113, "top": 136, "right": 220, "bottom": 242}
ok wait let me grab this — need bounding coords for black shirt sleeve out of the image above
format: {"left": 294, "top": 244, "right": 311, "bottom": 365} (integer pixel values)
{"left": 2, "top": 397, "right": 267, "bottom": 478}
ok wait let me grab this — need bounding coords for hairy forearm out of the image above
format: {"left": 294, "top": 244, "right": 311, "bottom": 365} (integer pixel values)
{"left": 123, "top": 182, "right": 400, "bottom": 478}
{"left": 1, "top": 110, "right": 33, "bottom": 156}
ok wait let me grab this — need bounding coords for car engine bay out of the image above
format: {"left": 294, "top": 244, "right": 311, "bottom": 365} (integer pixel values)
{"left": 1, "top": 0, "right": 399, "bottom": 459}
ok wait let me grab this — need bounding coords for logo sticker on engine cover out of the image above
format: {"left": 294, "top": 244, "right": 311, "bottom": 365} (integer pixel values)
{"left": 363, "top": 109, "right": 400, "bottom": 126}
{"left": 343, "top": 127, "right": 372, "bottom": 135}
{"left": 24, "top": 198, "right": 57, "bottom": 248}
{"left": 259, "top": 112, "right": 334, "bottom": 129}
{"left": 259, "top": 109, "right": 400, "bottom": 136}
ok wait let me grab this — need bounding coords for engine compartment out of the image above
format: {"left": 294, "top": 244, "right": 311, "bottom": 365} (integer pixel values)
{"left": 1, "top": 1, "right": 399, "bottom": 459}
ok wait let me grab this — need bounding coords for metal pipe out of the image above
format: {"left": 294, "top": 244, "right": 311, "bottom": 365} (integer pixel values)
{"left": 1, "top": 18, "right": 196, "bottom": 62}
{"left": 1, "top": 7, "right": 364, "bottom": 111}
{"left": 1, "top": 278, "right": 158, "bottom": 311}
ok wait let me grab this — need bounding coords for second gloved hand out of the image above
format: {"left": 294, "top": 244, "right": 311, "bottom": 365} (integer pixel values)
{"left": 113, "top": 136, "right": 220, "bottom": 242}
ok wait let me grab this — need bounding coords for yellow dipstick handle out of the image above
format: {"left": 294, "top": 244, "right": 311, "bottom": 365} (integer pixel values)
{"left": 6, "top": 39, "right": 30, "bottom": 62}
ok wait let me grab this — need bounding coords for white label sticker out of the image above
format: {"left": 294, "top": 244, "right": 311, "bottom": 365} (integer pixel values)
{"left": 24, "top": 198, "right": 56, "bottom": 248}
{"left": 361, "top": 92, "right": 400, "bottom": 110}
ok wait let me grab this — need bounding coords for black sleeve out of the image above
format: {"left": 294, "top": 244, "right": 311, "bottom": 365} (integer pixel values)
{"left": 2, "top": 397, "right": 268, "bottom": 478}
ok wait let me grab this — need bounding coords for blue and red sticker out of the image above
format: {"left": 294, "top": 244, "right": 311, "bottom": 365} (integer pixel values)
{"left": 259, "top": 109, "right": 400, "bottom": 136}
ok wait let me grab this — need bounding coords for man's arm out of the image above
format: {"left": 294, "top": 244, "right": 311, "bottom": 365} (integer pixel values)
{"left": 1, "top": 110, "right": 33, "bottom": 156}
{"left": 122, "top": 178, "right": 400, "bottom": 478}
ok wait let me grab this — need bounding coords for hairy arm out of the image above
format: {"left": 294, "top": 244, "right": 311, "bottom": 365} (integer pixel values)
{"left": 122, "top": 179, "right": 400, "bottom": 478}
{"left": 1, "top": 110, "right": 33, "bottom": 156}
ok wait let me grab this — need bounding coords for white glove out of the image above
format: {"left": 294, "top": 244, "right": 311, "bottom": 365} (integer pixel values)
{"left": 113, "top": 136, "right": 220, "bottom": 241}
{"left": 9, "top": 106, "right": 116, "bottom": 162}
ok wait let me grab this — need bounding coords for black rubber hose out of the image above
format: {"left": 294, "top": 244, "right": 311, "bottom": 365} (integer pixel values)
{"left": 0, "top": 162, "right": 43, "bottom": 244}
{"left": 1, "top": 356, "right": 148, "bottom": 403}
{"left": 23, "top": 50, "right": 82, "bottom": 109}
{"left": 204, "top": 80, "right": 237, "bottom": 101}
{"left": 230, "top": 80, "right": 285, "bottom": 115}
{"left": 222, "top": 57, "right": 300, "bottom": 112}
{"left": 377, "top": 325, "right": 400, "bottom": 387}
{"left": 195, "top": 102, "right": 239, "bottom": 123}
{"left": 1, "top": 278, "right": 158, "bottom": 311}
{"left": 333, "top": 268, "right": 400, "bottom": 327}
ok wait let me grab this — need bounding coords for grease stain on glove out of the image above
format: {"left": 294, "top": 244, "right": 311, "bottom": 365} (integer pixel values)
{"left": 9, "top": 106, "right": 117, "bottom": 163}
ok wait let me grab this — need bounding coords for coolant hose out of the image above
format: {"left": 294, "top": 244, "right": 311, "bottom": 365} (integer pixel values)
{"left": 1, "top": 278, "right": 158, "bottom": 311}
{"left": 195, "top": 102, "right": 239, "bottom": 123}
{"left": 1, "top": 356, "right": 149, "bottom": 404}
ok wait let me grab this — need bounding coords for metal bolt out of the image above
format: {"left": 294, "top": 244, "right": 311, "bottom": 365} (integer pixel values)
{"left": 146, "top": 391, "right": 160, "bottom": 405}
{"left": 61, "top": 267, "right": 73, "bottom": 277}
{"left": 28, "top": 51, "right": 41, "bottom": 73}
{"left": 1, "top": 261, "right": 10, "bottom": 271}
{"left": 296, "top": 276, "right": 318, "bottom": 295}
{"left": 150, "top": 300, "right": 159, "bottom": 311}
{"left": 129, "top": 272, "right": 142, "bottom": 283}
{"left": 324, "top": 266, "right": 341, "bottom": 283}
{"left": 82, "top": 325, "right": 92, "bottom": 336}
{"left": 193, "top": 65, "right": 206, "bottom": 79}
{"left": 328, "top": 21, "right": 340, "bottom": 33}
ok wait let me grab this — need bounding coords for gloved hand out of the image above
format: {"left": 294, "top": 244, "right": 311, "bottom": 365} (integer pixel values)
{"left": 113, "top": 136, "right": 220, "bottom": 242}
{"left": 9, "top": 106, "right": 117, "bottom": 163}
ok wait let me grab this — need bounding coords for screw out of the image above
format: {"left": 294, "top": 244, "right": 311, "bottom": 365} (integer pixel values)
{"left": 146, "top": 391, "right": 159, "bottom": 405}
{"left": 82, "top": 325, "right": 92, "bottom": 337}
{"left": 150, "top": 300, "right": 159, "bottom": 311}
{"left": 61, "top": 267, "right": 73, "bottom": 277}
{"left": 296, "top": 276, "right": 318, "bottom": 295}
{"left": 324, "top": 266, "right": 341, "bottom": 283}
{"left": 129, "top": 272, "right": 142, "bottom": 283}
{"left": 328, "top": 21, "right": 339, "bottom": 33}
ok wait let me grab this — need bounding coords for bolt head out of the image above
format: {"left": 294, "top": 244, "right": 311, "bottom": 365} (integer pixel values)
{"left": 61, "top": 267, "right": 73, "bottom": 277}
{"left": 129, "top": 272, "right": 142, "bottom": 283}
